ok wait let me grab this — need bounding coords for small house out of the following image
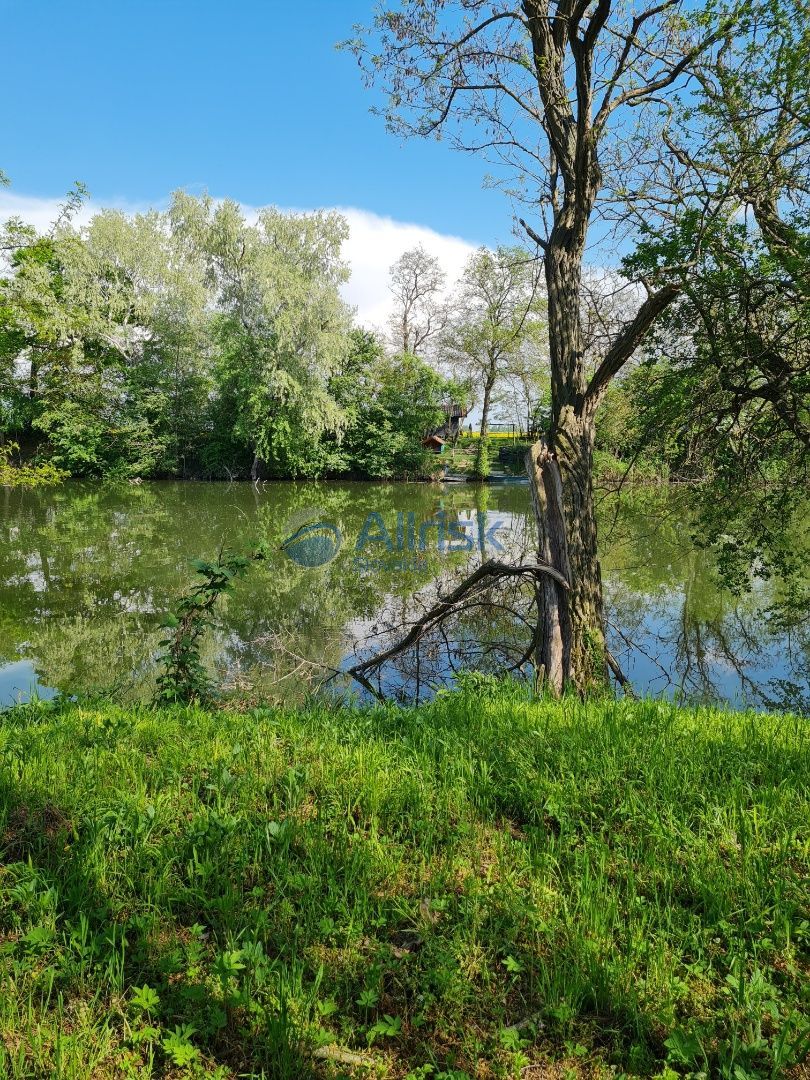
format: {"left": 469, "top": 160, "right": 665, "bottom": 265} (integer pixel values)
{"left": 422, "top": 434, "right": 446, "bottom": 453}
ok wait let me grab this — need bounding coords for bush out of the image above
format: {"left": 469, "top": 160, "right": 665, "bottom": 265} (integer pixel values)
{"left": 0, "top": 442, "right": 65, "bottom": 488}
{"left": 471, "top": 437, "right": 491, "bottom": 479}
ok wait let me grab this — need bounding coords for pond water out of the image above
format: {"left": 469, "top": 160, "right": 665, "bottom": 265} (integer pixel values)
{"left": 0, "top": 480, "right": 807, "bottom": 711}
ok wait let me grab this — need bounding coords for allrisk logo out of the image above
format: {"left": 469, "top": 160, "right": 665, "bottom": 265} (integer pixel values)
{"left": 281, "top": 521, "right": 342, "bottom": 567}
{"left": 280, "top": 507, "right": 342, "bottom": 568}
{"left": 282, "top": 507, "right": 505, "bottom": 570}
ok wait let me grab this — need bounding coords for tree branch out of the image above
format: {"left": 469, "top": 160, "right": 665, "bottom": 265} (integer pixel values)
{"left": 584, "top": 283, "right": 681, "bottom": 403}
{"left": 345, "top": 558, "right": 569, "bottom": 693}
{"left": 519, "top": 216, "right": 549, "bottom": 251}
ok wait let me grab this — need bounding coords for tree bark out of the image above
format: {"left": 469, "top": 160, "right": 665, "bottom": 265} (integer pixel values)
{"left": 250, "top": 453, "right": 267, "bottom": 482}
{"left": 527, "top": 239, "right": 608, "bottom": 693}
{"left": 526, "top": 416, "right": 605, "bottom": 693}
{"left": 525, "top": 441, "right": 570, "bottom": 692}
{"left": 28, "top": 353, "right": 39, "bottom": 399}
{"left": 480, "top": 378, "right": 494, "bottom": 440}
{"left": 552, "top": 404, "right": 607, "bottom": 689}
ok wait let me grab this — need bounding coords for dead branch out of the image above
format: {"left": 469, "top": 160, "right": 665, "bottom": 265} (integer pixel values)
{"left": 605, "top": 647, "right": 636, "bottom": 695}
{"left": 345, "top": 558, "right": 568, "bottom": 695}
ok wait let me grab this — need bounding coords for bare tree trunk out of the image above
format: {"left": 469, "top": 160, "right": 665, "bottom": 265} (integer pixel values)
{"left": 480, "top": 379, "right": 494, "bottom": 439}
{"left": 527, "top": 242, "right": 608, "bottom": 693}
{"left": 29, "top": 354, "right": 39, "bottom": 399}
{"left": 526, "top": 423, "right": 605, "bottom": 692}
{"left": 525, "top": 441, "right": 570, "bottom": 692}
{"left": 554, "top": 405, "right": 607, "bottom": 689}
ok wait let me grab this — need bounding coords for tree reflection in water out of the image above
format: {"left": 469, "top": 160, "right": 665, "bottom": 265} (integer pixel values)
{"left": 0, "top": 481, "right": 806, "bottom": 710}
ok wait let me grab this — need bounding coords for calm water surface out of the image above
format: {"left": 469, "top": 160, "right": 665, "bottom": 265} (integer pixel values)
{"left": 0, "top": 481, "right": 807, "bottom": 710}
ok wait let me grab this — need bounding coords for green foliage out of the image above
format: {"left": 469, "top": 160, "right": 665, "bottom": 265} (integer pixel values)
{"left": 170, "top": 194, "right": 352, "bottom": 479}
{"left": 0, "top": 691, "right": 807, "bottom": 1076}
{"left": 333, "top": 334, "right": 453, "bottom": 478}
{"left": 442, "top": 246, "right": 545, "bottom": 440}
{"left": 154, "top": 548, "right": 266, "bottom": 705}
{"left": 471, "top": 437, "right": 491, "bottom": 480}
{"left": 0, "top": 200, "right": 456, "bottom": 482}
{"left": 0, "top": 211, "right": 209, "bottom": 479}
{"left": 606, "top": 0, "right": 810, "bottom": 593}
{"left": 0, "top": 442, "right": 65, "bottom": 488}
{"left": 0, "top": 194, "right": 363, "bottom": 482}
{"left": 594, "top": 367, "right": 677, "bottom": 479}
{"left": 617, "top": 206, "right": 808, "bottom": 593}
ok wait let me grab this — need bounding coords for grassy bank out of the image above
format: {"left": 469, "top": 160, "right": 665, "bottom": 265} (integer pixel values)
{"left": 0, "top": 689, "right": 807, "bottom": 1078}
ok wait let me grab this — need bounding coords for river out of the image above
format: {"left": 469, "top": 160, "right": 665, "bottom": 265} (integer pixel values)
{"left": 0, "top": 480, "right": 806, "bottom": 711}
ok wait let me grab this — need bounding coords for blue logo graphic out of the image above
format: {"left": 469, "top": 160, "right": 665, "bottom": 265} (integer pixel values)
{"left": 281, "top": 507, "right": 505, "bottom": 570}
{"left": 281, "top": 521, "right": 342, "bottom": 567}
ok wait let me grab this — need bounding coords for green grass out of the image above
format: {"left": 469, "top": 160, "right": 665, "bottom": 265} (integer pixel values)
{"left": 0, "top": 686, "right": 808, "bottom": 1078}
{"left": 592, "top": 450, "right": 670, "bottom": 484}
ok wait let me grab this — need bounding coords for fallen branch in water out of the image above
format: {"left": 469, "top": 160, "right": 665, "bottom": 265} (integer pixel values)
{"left": 606, "top": 647, "right": 636, "bottom": 696}
{"left": 345, "top": 558, "right": 569, "bottom": 700}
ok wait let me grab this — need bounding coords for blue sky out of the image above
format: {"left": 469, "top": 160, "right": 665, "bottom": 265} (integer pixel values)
{"left": 2, "top": 0, "right": 503, "bottom": 246}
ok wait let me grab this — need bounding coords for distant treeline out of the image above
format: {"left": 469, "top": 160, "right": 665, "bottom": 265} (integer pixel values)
{"left": 0, "top": 192, "right": 463, "bottom": 481}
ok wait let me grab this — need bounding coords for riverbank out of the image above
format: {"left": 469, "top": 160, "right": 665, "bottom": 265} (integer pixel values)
{"left": 0, "top": 436, "right": 672, "bottom": 488}
{"left": 1, "top": 689, "right": 807, "bottom": 1078}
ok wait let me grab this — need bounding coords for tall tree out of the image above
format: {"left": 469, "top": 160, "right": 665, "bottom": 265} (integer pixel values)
{"left": 0, "top": 222, "right": 159, "bottom": 476}
{"left": 443, "top": 245, "right": 543, "bottom": 442}
{"left": 388, "top": 244, "right": 448, "bottom": 357}
{"left": 82, "top": 207, "right": 215, "bottom": 475}
{"left": 620, "top": 0, "right": 809, "bottom": 591}
{"left": 333, "top": 330, "right": 457, "bottom": 477}
{"left": 0, "top": 201, "right": 213, "bottom": 477}
{"left": 348, "top": 0, "right": 738, "bottom": 691}
{"left": 1, "top": 192, "right": 357, "bottom": 480}
{"left": 169, "top": 193, "right": 353, "bottom": 479}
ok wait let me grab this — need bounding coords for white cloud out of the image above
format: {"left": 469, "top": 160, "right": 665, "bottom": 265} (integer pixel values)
{"left": 0, "top": 189, "right": 144, "bottom": 235}
{"left": 0, "top": 189, "right": 479, "bottom": 330}
{"left": 335, "top": 207, "right": 478, "bottom": 331}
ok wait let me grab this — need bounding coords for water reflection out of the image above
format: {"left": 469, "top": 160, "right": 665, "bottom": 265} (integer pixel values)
{"left": 599, "top": 487, "right": 809, "bottom": 710}
{"left": 0, "top": 481, "right": 806, "bottom": 710}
